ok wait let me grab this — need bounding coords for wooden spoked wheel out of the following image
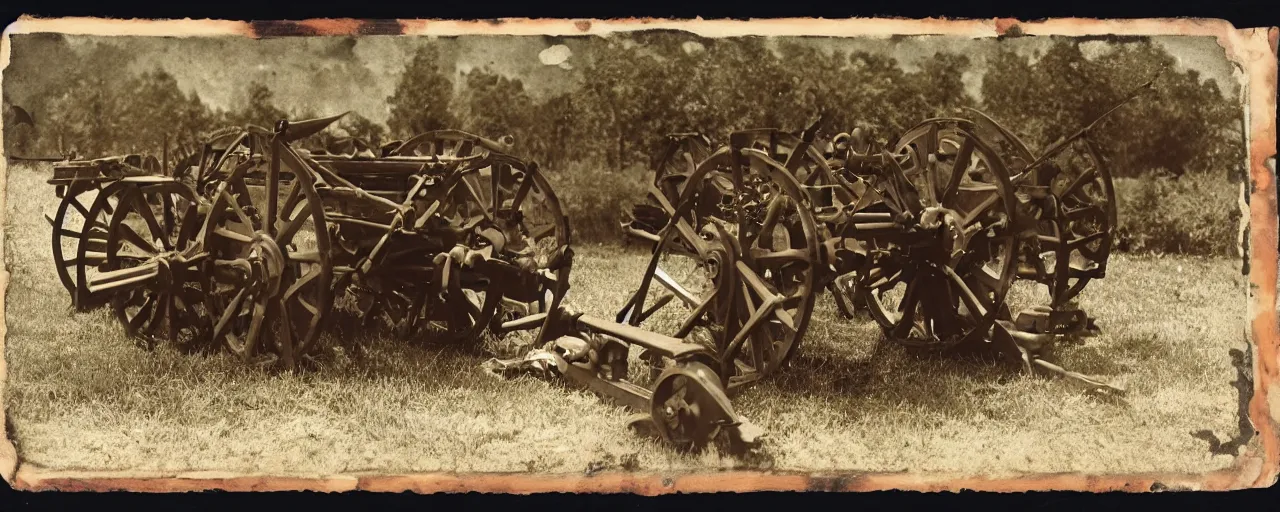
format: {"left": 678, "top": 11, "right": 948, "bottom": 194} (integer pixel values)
{"left": 99, "top": 179, "right": 209, "bottom": 350}
{"left": 169, "top": 128, "right": 242, "bottom": 189}
{"left": 730, "top": 129, "right": 882, "bottom": 321}
{"left": 857, "top": 120, "right": 1019, "bottom": 351}
{"left": 1023, "top": 139, "right": 1117, "bottom": 307}
{"left": 193, "top": 129, "right": 273, "bottom": 197}
{"left": 966, "top": 111, "right": 1118, "bottom": 307}
{"left": 638, "top": 147, "right": 819, "bottom": 387}
{"left": 51, "top": 180, "right": 116, "bottom": 310}
{"left": 649, "top": 361, "right": 727, "bottom": 451}
{"left": 651, "top": 133, "right": 714, "bottom": 208}
{"left": 419, "top": 153, "right": 571, "bottom": 343}
{"left": 202, "top": 142, "right": 333, "bottom": 368}
{"left": 730, "top": 130, "right": 858, "bottom": 212}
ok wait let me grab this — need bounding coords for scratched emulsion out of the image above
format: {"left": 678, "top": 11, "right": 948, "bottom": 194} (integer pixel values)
{"left": 0, "top": 17, "right": 1276, "bottom": 493}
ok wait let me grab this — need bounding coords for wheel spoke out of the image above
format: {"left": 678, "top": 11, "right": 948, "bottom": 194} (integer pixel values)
{"left": 508, "top": 169, "right": 535, "bottom": 211}
{"left": 490, "top": 162, "right": 508, "bottom": 218}
{"left": 116, "top": 223, "right": 159, "bottom": 255}
{"left": 1064, "top": 204, "right": 1105, "bottom": 221}
{"left": 864, "top": 264, "right": 905, "bottom": 290}
{"left": 961, "top": 192, "right": 1001, "bottom": 226}
{"left": 748, "top": 195, "right": 789, "bottom": 249}
{"left": 280, "top": 179, "right": 302, "bottom": 219}
{"left": 891, "top": 277, "right": 924, "bottom": 338}
{"left": 752, "top": 248, "right": 810, "bottom": 267}
{"left": 222, "top": 189, "right": 255, "bottom": 229}
{"left": 941, "top": 136, "right": 974, "bottom": 205}
{"left": 653, "top": 266, "right": 701, "bottom": 308}
{"left": 920, "top": 124, "right": 939, "bottom": 206}
{"left": 735, "top": 261, "right": 781, "bottom": 302}
{"left": 278, "top": 299, "right": 295, "bottom": 358}
{"left": 1060, "top": 167, "right": 1097, "bottom": 200}
{"left": 69, "top": 197, "right": 92, "bottom": 217}
{"left": 241, "top": 300, "right": 268, "bottom": 355}
{"left": 211, "top": 288, "right": 248, "bottom": 342}
{"left": 459, "top": 174, "right": 492, "bottom": 222}
{"left": 282, "top": 269, "right": 318, "bottom": 301}
{"left": 772, "top": 303, "right": 797, "bottom": 332}
{"left": 145, "top": 292, "right": 168, "bottom": 335}
{"left": 941, "top": 266, "right": 989, "bottom": 318}
{"left": 129, "top": 294, "right": 158, "bottom": 333}
{"left": 297, "top": 296, "right": 319, "bottom": 316}
{"left": 749, "top": 330, "right": 771, "bottom": 373}
{"left": 289, "top": 250, "right": 322, "bottom": 263}
{"left": 129, "top": 190, "right": 169, "bottom": 250}
{"left": 276, "top": 201, "right": 310, "bottom": 244}
{"left": 213, "top": 227, "right": 254, "bottom": 243}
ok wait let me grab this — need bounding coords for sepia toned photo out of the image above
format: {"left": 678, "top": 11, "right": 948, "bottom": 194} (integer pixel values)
{"left": 0, "top": 17, "right": 1276, "bottom": 493}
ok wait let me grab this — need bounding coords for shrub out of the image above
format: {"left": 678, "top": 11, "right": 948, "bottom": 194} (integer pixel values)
{"left": 1113, "top": 169, "right": 1242, "bottom": 257}
{"left": 541, "top": 162, "right": 651, "bottom": 245}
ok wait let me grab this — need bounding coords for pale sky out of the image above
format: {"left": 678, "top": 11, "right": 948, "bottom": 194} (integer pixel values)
{"left": 6, "top": 33, "right": 1240, "bottom": 127}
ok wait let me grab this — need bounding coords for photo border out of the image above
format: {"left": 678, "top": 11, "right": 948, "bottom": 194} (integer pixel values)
{"left": 0, "top": 15, "right": 1275, "bottom": 493}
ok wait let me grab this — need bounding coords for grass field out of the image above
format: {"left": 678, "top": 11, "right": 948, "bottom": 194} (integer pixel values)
{"left": 2, "top": 161, "right": 1254, "bottom": 476}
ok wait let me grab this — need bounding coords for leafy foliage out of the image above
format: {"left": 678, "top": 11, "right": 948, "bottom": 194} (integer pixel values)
{"left": 981, "top": 39, "right": 1243, "bottom": 179}
{"left": 455, "top": 68, "right": 533, "bottom": 146}
{"left": 385, "top": 45, "right": 456, "bottom": 139}
{"left": 3, "top": 34, "right": 1244, "bottom": 255}
{"left": 1113, "top": 170, "right": 1241, "bottom": 257}
{"left": 223, "top": 81, "right": 288, "bottom": 131}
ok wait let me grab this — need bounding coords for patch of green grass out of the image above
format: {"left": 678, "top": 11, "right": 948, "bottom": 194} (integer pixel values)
{"left": 3, "top": 161, "right": 1251, "bottom": 475}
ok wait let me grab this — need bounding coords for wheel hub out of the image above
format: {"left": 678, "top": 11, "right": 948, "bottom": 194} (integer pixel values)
{"left": 246, "top": 234, "right": 286, "bottom": 297}
{"left": 918, "top": 206, "right": 970, "bottom": 264}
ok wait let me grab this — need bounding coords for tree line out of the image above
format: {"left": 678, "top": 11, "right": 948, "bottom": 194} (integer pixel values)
{"left": 4, "top": 33, "right": 1243, "bottom": 180}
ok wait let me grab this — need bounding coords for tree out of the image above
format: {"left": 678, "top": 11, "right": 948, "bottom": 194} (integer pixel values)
{"left": 118, "top": 68, "right": 192, "bottom": 157}
{"left": 227, "top": 81, "right": 289, "bottom": 130}
{"left": 980, "top": 39, "right": 1241, "bottom": 178}
{"left": 13, "top": 40, "right": 139, "bottom": 157}
{"left": 456, "top": 67, "right": 533, "bottom": 144}
{"left": 43, "top": 74, "right": 125, "bottom": 157}
{"left": 904, "top": 52, "right": 975, "bottom": 120}
{"left": 386, "top": 45, "right": 456, "bottom": 138}
{"left": 527, "top": 93, "right": 586, "bottom": 168}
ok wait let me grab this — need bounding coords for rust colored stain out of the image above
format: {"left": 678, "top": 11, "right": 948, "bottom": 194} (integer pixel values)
{"left": 296, "top": 19, "right": 364, "bottom": 36}
{"left": 11, "top": 466, "right": 1260, "bottom": 494}
{"left": 248, "top": 20, "right": 317, "bottom": 37}
{"left": 1245, "top": 25, "right": 1280, "bottom": 490}
{"left": 14, "top": 469, "right": 358, "bottom": 492}
{"left": 995, "top": 18, "right": 1022, "bottom": 36}
{"left": 247, "top": 19, "right": 404, "bottom": 37}
{"left": 2, "top": 16, "right": 1278, "bottom": 495}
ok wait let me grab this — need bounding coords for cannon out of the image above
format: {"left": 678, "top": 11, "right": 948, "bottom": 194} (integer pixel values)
{"left": 44, "top": 115, "right": 759, "bottom": 451}
{"left": 618, "top": 79, "right": 1155, "bottom": 393}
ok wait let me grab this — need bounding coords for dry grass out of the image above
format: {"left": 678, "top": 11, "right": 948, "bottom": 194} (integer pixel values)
{"left": 3, "top": 161, "right": 1252, "bottom": 476}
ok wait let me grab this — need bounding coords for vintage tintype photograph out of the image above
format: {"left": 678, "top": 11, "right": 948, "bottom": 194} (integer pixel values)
{"left": 0, "top": 17, "right": 1276, "bottom": 493}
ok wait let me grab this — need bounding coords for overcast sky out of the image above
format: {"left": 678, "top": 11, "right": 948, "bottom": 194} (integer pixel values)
{"left": 5, "top": 33, "right": 1239, "bottom": 127}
